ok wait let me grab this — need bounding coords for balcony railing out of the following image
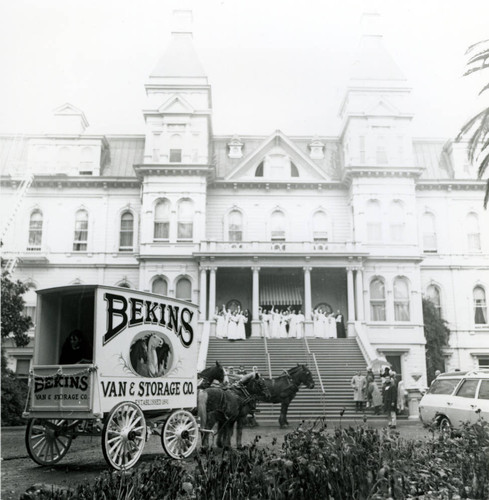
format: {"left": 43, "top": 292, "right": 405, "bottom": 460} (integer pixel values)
{"left": 198, "top": 240, "right": 364, "bottom": 254}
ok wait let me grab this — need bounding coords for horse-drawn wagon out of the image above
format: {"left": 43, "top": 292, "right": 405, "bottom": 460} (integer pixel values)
{"left": 23, "top": 285, "right": 201, "bottom": 470}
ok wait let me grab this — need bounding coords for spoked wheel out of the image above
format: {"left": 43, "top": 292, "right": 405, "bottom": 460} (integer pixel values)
{"left": 439, "top": 416, "right": 452, "bottom": 439}
{"left": 102, "top": 402, "right": 146, "bottom": 470}
{"left": 25, "top": 419, "right": 73, "bottom": 465}
{"left": 161, "top": 409, "right": 199, "bottom": 459}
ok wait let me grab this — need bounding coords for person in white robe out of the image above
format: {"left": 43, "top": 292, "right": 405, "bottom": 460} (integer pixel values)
{"left": 326, "top": 313, "right": 336, "bottom": 338}
{"left": 260, "top": 307, "right": 271, "bottom": 338}
{"left": 271, "top": 307, "right": 282, "bottom": 339}
{"left": 279, "top": 310, "right": 289, "bottom": 338}
{"left": 227, "top": 311, "right": 239, "bottom": 340}
{"left": 215, "top": 306, "right": 226, "bottom": 339}
{"left": 288, "top": 310, "right": 298, "bottom": 338}
{"left": 313, "top": 308, "right": 322, "bottom": 338}
{"left": 296, "top": 309, "right": 305, "bottom": 339}
{"left": 236, "top": 311, "right": 247, "bottom": 340}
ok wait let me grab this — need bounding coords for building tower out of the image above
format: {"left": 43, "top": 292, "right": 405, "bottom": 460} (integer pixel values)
{"left": 136, "top": 10, "right": 212, "bottom": 307}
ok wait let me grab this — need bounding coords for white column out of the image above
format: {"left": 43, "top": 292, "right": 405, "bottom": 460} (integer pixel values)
{"left": 347, "top": 267, "right": 356, "bottom": 324}
{"left": 199, "top": 267, "right": 207, "bottom": 321}
{"left": 208, "top": 267, "right": 217, "bottom": 320}
{"left": 252, "top": 266, "right": 260, "bottom": 319}
{"left": 251, "top": 266, "right": 261, "bottom": 337}
{"left": 304, "top": 266, "right": 312, "bottom": 319}
{"left": 355, "top": 268, "right": 364, "bottom": 321}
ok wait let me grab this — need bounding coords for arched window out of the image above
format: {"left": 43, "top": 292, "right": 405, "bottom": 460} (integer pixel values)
{"left": 426, "top": 284, "right": 442, "bottom": 318}
{"left": 169, "top": 134, "right": 182, "bottom": 163}
{"left": 228, "top": 210, "right": 243, "bottom": 241}
{"left": 370, "top": 278, "right": 386, "bottom": 321}
{"left": 154, "top": 199, "right": 171, "bottom": 240}
{"left": 73, "top": 209, "right": 88, "bottom": 251}
{"left": 28, "top": 210, "right": 43, "bottom": 251}
{"left": 177, "top": 199, "right": 194, "bottom": 240}
{"left": 366, "top": 200, "right": 382, "bottom": 242}
{"left": 152, "top": 277, "right": 168, "bottom": 296}
{"left": 474, "top": 286, "right": 487, "bottom": 325}
{"left": 389, "top": 201, "right": 405, "bottom": 242}
{"left": 255, "top": 162, "right": 264, "bottom": 177}
{"left": 176, "top": 277, "right": 192, "bottom": 301}
{"left": 119, "top": 211, "right": 134, "bottom": 251}
{"left": 422, "top": 212, "right": 437, "bottom": 252}
{"left": 291, "top": 162, "right": 299, "bottom": 177}
{"left": 312, "top": 211, "right": 328, "bottom": 241}
{"left": 394, "top": 277, "right": 410, "bottom": 321}
{"left": 467, "top": 213, "right": 481, "bottom": 251}
{"left": 270, "top": 210, "right": 286, "bottom": 241}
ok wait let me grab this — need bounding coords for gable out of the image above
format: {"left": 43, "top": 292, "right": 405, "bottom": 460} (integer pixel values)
{"left": 368, "top": 98, "right": 400, "bottom": 117}
{"left": 158, "top": 95, "right": 194, "bottom": 114}
{"left": 224, "top": 131, "right": 330, "bottom": 182}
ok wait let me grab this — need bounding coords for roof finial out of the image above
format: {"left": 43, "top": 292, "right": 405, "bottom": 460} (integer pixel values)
{"left": 172, "top": 9, "right": 193, "bottom": 36}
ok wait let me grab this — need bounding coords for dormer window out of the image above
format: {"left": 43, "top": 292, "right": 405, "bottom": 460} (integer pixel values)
{"left": 170, "top": 149, "right": 182, "bottom": 163}
{"left": 80, "top": 147, "right": 94, "bottom": 175}
{"left": 169, "top": 134, "right": 183, "bottom": 163}
{"left": 228, "top": 136, "right": 244, "bottom": 159}
{"left": 254, "top": 153, "right": 299, "bottom": 179}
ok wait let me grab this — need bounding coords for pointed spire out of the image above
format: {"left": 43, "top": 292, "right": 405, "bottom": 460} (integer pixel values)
{"left": 349, "top": 10, "right": 407, "bottom": 84}
{"left": 150, "top": 10, "right": 207, "bottom": 81}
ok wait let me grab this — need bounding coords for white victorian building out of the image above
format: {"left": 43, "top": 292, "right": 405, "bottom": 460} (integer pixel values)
{"left": 1, "top": 11, "right": 488, "bottom": 393}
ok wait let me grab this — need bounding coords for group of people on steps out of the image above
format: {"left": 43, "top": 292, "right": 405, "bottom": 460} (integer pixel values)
{"left": 350, "top": 366, "right": 407, "bottom": 428}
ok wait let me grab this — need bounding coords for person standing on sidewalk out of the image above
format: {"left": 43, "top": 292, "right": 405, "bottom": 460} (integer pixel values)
{"left": 383, "top": 377, "right": 398, "bottom": 428}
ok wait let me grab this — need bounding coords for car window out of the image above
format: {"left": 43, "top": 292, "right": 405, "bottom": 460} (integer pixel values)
{"left": 455, "top": 379, "right": 479, "bottom": 398}
{"left": 478, "top": 380, "right": 489, "bottom": 400}
{"left": 428, "top": 378, "right": 461, "bottom": 395}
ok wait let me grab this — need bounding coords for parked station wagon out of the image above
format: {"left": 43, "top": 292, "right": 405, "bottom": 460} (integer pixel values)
{"left": 419, "top": 370, "right": 489, "bottom": 433}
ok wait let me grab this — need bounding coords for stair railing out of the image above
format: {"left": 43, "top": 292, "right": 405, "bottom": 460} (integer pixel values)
{"left": 197, "top": 321, "right": 210, "bottom": 372}
{"left": 302, "top": 335, "right": 326, "bottom": 395}
{"left": 262, "top": 334, "right": 273, "bottom": 379}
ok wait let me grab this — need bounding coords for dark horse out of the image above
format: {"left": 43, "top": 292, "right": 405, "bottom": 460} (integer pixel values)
{"left": 259, "top": 364, "right": 315, "bottom": 428}
{"left": 197, "top": 361, "right": 226, "bottom": 389}
{"left": 198, "top": 372, "right": 271, "bottom": 448}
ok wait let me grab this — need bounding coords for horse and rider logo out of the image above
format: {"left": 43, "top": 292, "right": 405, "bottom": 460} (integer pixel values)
{"left": 129, "top": 331, "right": 172, "bottom": 377}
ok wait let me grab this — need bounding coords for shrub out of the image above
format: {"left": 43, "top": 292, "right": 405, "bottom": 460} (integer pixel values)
{"left": 1, "top": 369, "right": 28, "bottom": 426}
{"left": 28, "top": 420, "right": 489, "bottom": 499}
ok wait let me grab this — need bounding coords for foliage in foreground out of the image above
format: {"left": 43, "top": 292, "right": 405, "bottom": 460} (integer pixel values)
{"left": 25, "top": 420, "right": 489, "bottom": 500}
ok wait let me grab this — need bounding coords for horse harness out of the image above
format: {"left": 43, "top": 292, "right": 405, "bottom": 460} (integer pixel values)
{"left": 216, "top": 382, "right": 257, "bottom": 424}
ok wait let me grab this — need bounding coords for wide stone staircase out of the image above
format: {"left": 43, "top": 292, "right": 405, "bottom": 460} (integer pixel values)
{"left": 205, "top": 336, "right": 393, "bottom": 425}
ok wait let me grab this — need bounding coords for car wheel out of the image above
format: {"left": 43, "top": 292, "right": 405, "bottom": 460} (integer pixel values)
{"left": 439, "top": 416, "right": 452, "bottom": 438}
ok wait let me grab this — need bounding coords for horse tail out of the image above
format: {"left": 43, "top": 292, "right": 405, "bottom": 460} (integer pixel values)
{"left": 197, "top": 390, "right": 208, "bottom": 430}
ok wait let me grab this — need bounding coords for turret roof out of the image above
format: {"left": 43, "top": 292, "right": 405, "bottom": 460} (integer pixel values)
{"left": 150, "top": 32, "right": 207, "bottom": 79}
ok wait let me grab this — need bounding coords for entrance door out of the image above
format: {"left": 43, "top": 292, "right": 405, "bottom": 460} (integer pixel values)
{"left": 385, "top": 355, "right": 402, "bottom": 378}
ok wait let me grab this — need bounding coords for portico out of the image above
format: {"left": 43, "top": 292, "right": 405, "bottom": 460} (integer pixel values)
{"left": 198, "top": 262, "right": 366, "bottom": 336}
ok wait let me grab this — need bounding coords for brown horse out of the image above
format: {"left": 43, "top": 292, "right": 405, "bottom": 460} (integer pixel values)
{"left": 259, "top": 364, "right": 315, "bottom": 428}
{"left": 198, "top": 372, "right": 270, "bottom": 448}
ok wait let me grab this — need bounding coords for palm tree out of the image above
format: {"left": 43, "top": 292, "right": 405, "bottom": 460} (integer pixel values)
{"left": 456, "top": 39, "right": 489, "bottom": 208}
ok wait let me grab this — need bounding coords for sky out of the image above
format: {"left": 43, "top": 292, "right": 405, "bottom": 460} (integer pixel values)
{"left": 0, "top": 0, "right": 488, "bottom": 138}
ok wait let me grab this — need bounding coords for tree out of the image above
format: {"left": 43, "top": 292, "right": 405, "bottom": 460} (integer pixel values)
{"left": 456, "top": 39, "right": 489, "bottom": 208}
{"left": 422, "top": 297, "right": 450, "bottom": 385}
{"left": 1, "top": 268, "right": 32, "bottom": 347}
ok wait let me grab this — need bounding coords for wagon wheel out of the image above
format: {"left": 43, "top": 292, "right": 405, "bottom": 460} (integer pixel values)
{"left": 102, "top": 402, "right": 146, "bottom": 470}
{"left": 25, "top": 418, "right": 73, "bottom": 466}
{"left": 161, "top": 409, "right": 199, "bottom": 459}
